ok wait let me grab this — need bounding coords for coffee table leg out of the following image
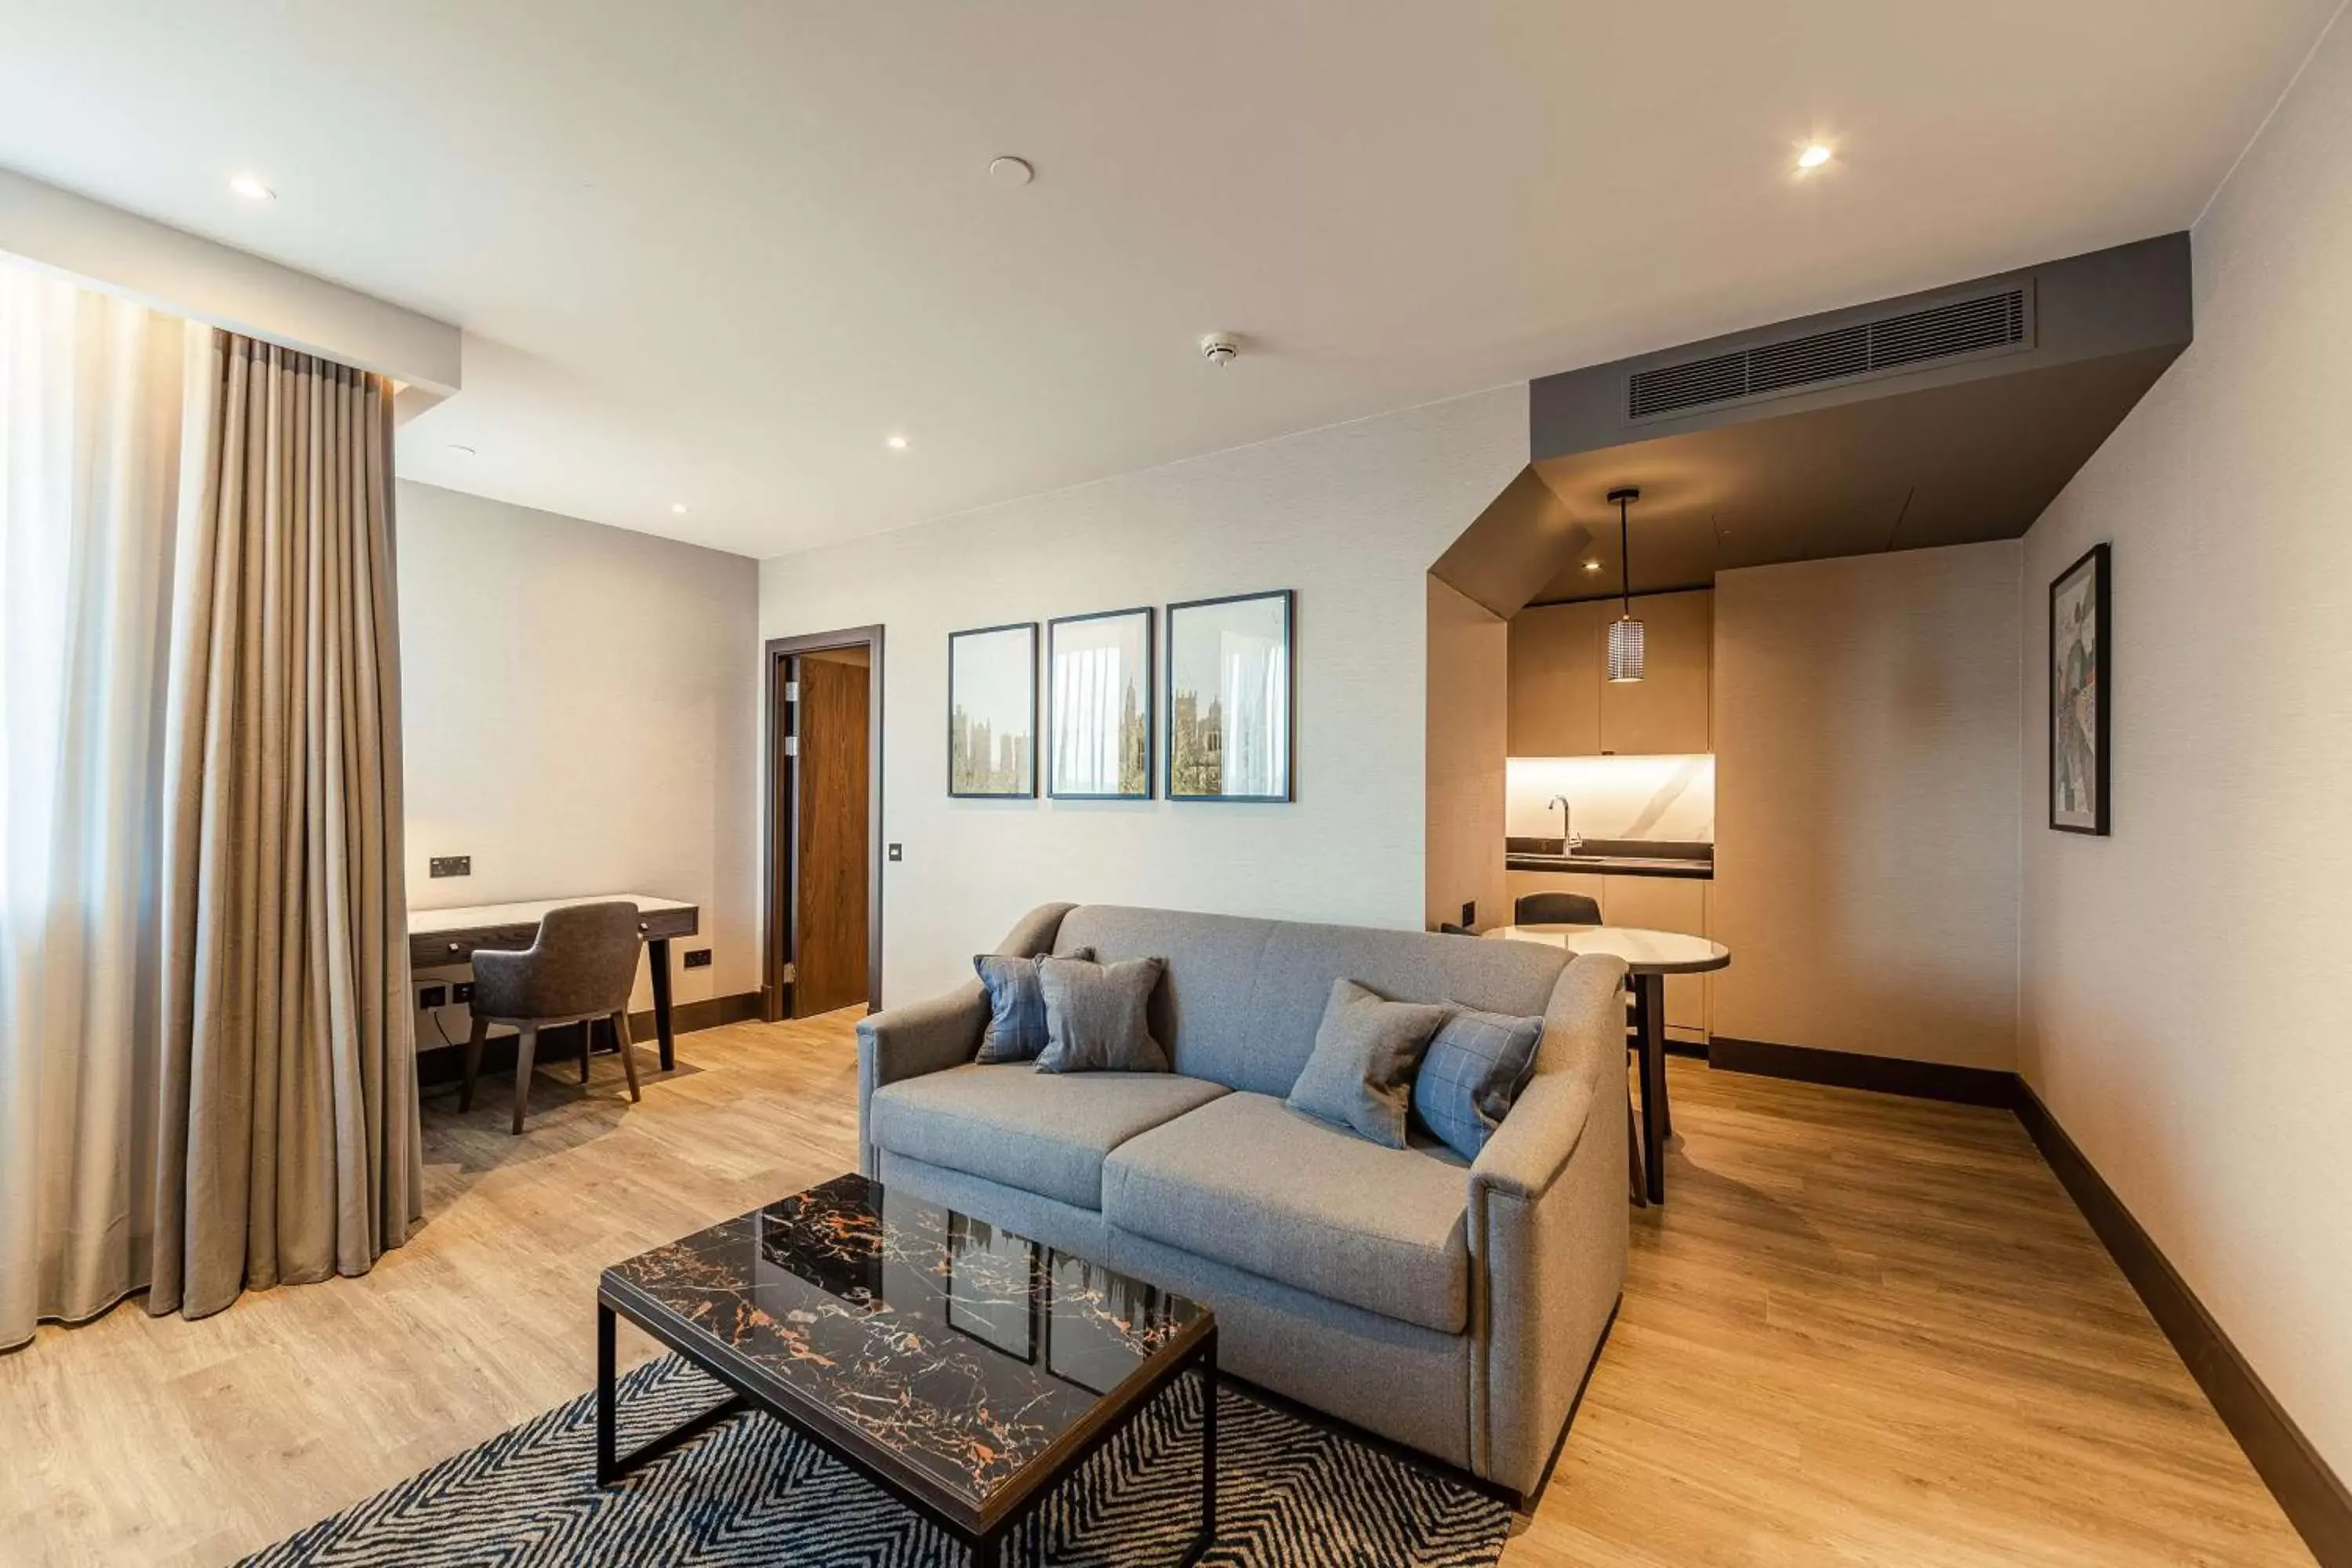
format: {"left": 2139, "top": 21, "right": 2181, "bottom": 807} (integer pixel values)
{"left": 597, "top": 1302, "right": 619, "bottom": 1484}
{"left": 1192, "top": 1334, "right": 1218, "bottom": 1564}
{"left": 596, "top": 1303, "right": 752, "bottom": 1486}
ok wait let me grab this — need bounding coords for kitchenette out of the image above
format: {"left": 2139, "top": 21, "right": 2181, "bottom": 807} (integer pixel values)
{"left": 1504, "top": 586, "right": 1715, "bottom": 1044}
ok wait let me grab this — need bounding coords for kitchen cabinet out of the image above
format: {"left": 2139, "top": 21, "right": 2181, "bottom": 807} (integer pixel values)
{"left": 1602, "top": 873, "right": 1709, "bottom": 1041}
{"left": 1503, "top": 868, "right": 1710, "bottom": 1044}
{"left": 1597, "top": 590, "right": 1711, "bottom": 756}
{"left": 1508, "top": 590, "right": 1711, "bottom": 757}
{"left": 1507, "top": 601, "right": 1605, "bottom": 756}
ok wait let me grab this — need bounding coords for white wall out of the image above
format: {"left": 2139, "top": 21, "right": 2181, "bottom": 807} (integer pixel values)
{"left": 760, "top": 387, "right": 1526, "bottom": 1003}
{"left": 2018, "top": 13, "right": 2352, "bottom": 1477}
{"left": 397, "top": 481, "right": 761, "bottom": 1014}
{"left": 1425, "top": 575, "right": 1508, "bottom": 931}
{"left": 1712, "top": 543, "right": 2022, "bottom": 1070}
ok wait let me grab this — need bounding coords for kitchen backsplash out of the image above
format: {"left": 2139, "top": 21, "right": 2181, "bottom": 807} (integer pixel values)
{"left": 1505, "top": 753, "right": 1715, "bottom": 843}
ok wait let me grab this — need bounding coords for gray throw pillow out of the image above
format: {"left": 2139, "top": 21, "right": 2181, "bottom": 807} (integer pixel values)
{"left": 974, "top": 947, "right": 1093, "bottom": 1063}
{"left": 1036, "top": 955, "right": 1170, "bottom": 1073}
{"left": 1411, "top": 1004, "right": 1545, "bottom": 1161}
{"left": 1286, "top": 978, "right": 1452, "bottom": 1149}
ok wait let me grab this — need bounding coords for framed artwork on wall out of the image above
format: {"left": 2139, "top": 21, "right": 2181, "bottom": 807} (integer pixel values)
{"left": 1047, "top": 607, "right": 1153, "bottom": 800}
{"left": 2049, "top": 543, "right": 2110, "bottom": 834}
{"left": 947, "top": 622, "right": 1037, "bottom": 798}
{"left": 1165, "top": 589, "right": 1294, "bottom": 803}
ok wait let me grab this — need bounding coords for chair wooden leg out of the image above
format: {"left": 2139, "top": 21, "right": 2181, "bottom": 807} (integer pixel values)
{"left": 580, "top": 1017, "right": 594, "bottom": 1084}
{"left": 612, "top": 1009, "right": 643, "bottom": 1102}
{"left": 512, "top": 1026, "right": 539, "bottom": 1135}
{"left": 460, "top": 1014, "right": 489, "bottom": 1112}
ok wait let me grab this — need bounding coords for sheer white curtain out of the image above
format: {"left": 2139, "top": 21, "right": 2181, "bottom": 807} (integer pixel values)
{"left": 0, "top": 265, "right": 187, "bottom": 1348}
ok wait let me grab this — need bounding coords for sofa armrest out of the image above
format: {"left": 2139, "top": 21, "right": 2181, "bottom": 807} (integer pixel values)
{"left": 1464, "top": 953, "right": 1630, "bottom": 1496}
{"left": 1470, "top": 1071, "right": 1595, "bottom": 1201}
{"left": 853, "top": 902, "right": 1076, "bottom": 1177}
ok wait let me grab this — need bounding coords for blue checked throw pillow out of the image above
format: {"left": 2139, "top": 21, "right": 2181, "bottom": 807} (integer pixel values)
{"left": 1410, "top": 1005, "right": 1544, "bottom": 1161}
{"left": 974, "top": 948, "right": 1092, "bottom": 1063}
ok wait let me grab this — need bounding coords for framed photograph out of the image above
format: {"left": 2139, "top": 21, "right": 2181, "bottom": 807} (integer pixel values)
{"left": 1166, "top": 589, "right": 1294, "bottom": 803}
{"left": 2049, "top": 543, "right": 2110, "bottom": 834}
{"left": 947, "top": 622, "right": 1037, "bottom": 798}
{"left": 1047, "top": 607, "right": 1153, "bottom": 800}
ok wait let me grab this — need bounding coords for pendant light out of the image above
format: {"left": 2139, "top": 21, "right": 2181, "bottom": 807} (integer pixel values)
{"left": 1606, "top": 487, "right": 1645, "bottom": 682}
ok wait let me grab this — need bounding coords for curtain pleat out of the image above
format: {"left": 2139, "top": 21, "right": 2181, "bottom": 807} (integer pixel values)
{"left": 0, "top": 270, "right": 182, "bottom": 1348}
{"left": 149, "top": 332, "right": 419, "bottom": 1320}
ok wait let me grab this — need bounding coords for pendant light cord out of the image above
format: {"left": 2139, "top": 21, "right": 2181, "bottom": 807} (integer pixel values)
{"left": 1618, "top": 494, "right": 1632, "bottom": 616}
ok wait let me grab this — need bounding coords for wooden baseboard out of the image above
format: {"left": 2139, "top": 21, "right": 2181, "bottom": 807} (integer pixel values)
{"left": 2016, "top": 1086, "right": 2352, "bottom": 1566}
{"left": 415, "top": 990, "right": 763, "bottom": 1086}
{"left": 1706, "top": 1035, "right": 2020, "bottom": 1107}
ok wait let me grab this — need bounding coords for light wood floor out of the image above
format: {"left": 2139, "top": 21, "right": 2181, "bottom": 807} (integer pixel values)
{"left": 0, "top": 1014, "right": 2312, "bottom": 1567}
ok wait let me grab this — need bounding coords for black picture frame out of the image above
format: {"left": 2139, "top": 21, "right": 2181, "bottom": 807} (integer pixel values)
{"left": 946, "top": 622, "right": 1038, "bottom": 799}
{"left": 2048, "top": 543, "right": 2111, "bottom": 835}
{"left": 1164, "top": 589, "right": 1296, "bottom": 804}
{"left": 1046, "top": 607, "right": 1155, "bottom": 800}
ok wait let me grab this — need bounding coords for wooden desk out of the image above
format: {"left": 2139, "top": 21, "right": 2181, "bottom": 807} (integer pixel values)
{"left": 1483, "top": 924, "right": 1731, "bottom": 1205}
{"left": 409, "top": 895, "right": 699, "bottom": 1071}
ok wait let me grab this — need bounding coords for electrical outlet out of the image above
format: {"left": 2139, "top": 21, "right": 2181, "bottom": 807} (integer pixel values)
{"left": 887, "top": 843, "right": 903, "bottom": 862}
{"left": 683, "top": 948, "right": 712, "bottom": 970}
{"left": 1461, "top": 901, "right": 1475, "bottom": 927}
{"left": 429, "top": 855, "right": 471, "bottom": 878}
{"left": 416, "top": 984, "right": 448, "bottom": 1009}
{"left": 451, "top": 981, "right": 475, "bottom": 1004}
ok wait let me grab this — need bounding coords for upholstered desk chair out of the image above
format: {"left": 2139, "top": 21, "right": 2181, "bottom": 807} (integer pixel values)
{"left": 460, "top": 901, "right": 644, "bottom": 1134}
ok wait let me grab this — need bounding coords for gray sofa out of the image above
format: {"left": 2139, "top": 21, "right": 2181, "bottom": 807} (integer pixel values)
{"left": 855, "top": 902, "right": 1629, "bottom": 1498}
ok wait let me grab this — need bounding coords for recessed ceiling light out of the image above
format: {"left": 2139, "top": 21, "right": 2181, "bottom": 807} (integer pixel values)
{"left": 229, "top": 173, "right": 275, "bottom": 201}
{"left": 1583, "top": 558, "right": 1603, "bottom": 572}
{"left": 987, "top": 156, "right": 1034, "bottom": 187}
{"left": 884, "top": 434, "right": 910, "bottom": 451}
{"left": 670, "top": 503, "right": 688, "bottom": 515}
{"left": 1796, "top": 143, "right": 1834, "bottom": 171}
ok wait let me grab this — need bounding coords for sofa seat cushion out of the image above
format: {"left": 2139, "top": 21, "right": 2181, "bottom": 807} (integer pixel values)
{"left": 1101, "top": 1092, "right": 1470, "bottom": 1333}
{"left": 868, "top": 1064, "right": 1227, "bottom": 1211}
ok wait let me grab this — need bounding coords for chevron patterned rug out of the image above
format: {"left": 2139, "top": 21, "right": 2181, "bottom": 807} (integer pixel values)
{"left": 241, "top": 1353, "right": 1512, "bottom": 1566}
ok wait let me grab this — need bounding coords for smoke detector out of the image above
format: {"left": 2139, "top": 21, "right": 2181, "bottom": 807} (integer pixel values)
{"left": 1200, "top": 332, "right": 1240, "bottom": 367}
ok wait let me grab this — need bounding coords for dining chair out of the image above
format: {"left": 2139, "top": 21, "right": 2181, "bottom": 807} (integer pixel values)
{"left": 459, "top": 901, "right": 645, "bottom": 1134}
{"left": 1514, "top": 891, "right": 1602, "bottom": 925}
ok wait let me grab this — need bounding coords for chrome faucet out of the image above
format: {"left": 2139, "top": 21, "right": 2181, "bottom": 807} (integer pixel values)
{"left": 1547, "top": 795, "right": 1582, "bottom": 855}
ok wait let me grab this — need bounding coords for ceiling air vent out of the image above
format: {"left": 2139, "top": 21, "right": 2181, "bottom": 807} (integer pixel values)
{"left": 1627, "top": 285, "right": 2031, "bottom": 421}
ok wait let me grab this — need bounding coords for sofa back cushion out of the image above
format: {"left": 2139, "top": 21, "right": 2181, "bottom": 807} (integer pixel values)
{"left": 1051, "top": 906, "right": 1568, "bottom": 1097}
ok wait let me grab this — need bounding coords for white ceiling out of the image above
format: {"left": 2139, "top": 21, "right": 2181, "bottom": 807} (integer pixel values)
{"left": 0, "top": 2, "right": 2336, "bottom": 559}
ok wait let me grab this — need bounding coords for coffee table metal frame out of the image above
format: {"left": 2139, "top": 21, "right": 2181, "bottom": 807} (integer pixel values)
{"left": 597, "top": 1269, "right": 1218, "bottom": 1568}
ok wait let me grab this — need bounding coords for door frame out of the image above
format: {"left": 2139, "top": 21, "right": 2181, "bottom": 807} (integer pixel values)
{"left": 763, "top": 625, "right": 885, "bottom": 1021}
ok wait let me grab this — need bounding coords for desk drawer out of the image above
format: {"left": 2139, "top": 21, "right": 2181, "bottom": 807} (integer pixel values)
{"left": 410, "top": 924, "right": 541, "bottom": 970}
{"left": 637, "top": 906, "right": 698, "bottom": 942}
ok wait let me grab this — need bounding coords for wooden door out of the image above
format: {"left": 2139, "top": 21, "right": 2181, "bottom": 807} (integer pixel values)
{"left": 793, "top": 653, "right": 871, "bottom": 1016}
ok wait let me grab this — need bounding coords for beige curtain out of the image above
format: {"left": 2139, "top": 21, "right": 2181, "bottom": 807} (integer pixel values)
{"left": 0, "top": 268, "right": 184, "bottom": 1348}
{"left": 149, "top": 332, "right": 422, "bottom": 1319}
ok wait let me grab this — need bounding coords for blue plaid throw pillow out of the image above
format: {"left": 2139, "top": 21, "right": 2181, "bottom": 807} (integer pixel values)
{"left": 1411, "top": 1005, "right": 1544, "bottom": 1161}
{"left": 974, "top": 948, "right": 1092, "bottom": 1063}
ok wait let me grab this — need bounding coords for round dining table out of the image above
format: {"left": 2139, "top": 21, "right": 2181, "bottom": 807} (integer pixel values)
{"left": 1481, "top": 924, "right": 1730, "bottom": 1204}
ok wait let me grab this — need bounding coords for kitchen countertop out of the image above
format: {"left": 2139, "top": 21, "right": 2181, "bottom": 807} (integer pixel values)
{"left": 1505, "top": 836, "right": 1714, "bottom": 880}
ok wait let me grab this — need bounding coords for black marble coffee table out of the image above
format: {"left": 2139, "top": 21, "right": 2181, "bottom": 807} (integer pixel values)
{"left": 597, "top": 1173, "right": 1217, "bottom": 1566}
